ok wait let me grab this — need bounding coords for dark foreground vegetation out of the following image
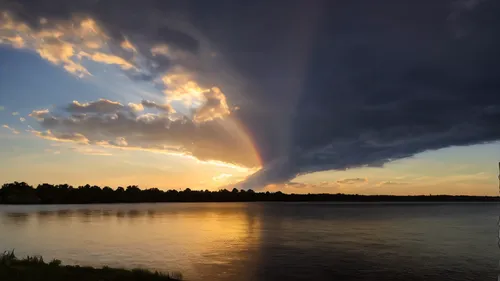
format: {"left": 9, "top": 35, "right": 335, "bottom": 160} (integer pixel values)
{"left": 1, "top": 182, "right": 498, "bottom": 204}
{"left": 0, "top": 251, "right": 180, "bottom": 281}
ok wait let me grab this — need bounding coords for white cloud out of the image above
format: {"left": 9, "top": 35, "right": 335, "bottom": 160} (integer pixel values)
{"left": 2, "top": 124, "right": 19, "bottom": 134}
{"left": 128, "top": 102, "right": 144, "bottom": 112}
{"left": 29, "top": 109, "right": 51, "bottom": 120}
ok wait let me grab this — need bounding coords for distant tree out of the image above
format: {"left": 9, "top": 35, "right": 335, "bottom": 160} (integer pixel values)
{"left": 126, "top": 185, "right": 140, "bottom": 193}
{"left": 1, "top": 182, "right": 40, "bottom": 204}
{"left": 0, "top": 181, "right": 498, "bottom": 205}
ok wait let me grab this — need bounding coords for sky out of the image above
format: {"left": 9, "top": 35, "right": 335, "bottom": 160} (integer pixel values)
{"left": 0, "top": 0, "right": 498, "bottom": 195}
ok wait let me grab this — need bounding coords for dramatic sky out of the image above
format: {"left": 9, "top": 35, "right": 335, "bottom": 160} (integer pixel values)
{"left": 0, "top": 0, "right": 498, "bottom": 195}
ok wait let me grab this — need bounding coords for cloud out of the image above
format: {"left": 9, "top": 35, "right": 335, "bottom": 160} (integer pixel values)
{"left": 151, "top": 44, "right": 171, "bottom": 57}
{"left": 12, "top": 112, "right": 19, "bottom": 116}
{"left": 66, "top": 99, "right": 124, "bottom": 114}
{"left": 19, "top": 117, "right": 26, "bottom": 122}
{"left": 79, "top": 51, "right": 135, "bottom": 70}
{"left": 28, "top": 99, "right": 261, "bottom": 168}
{"left": 263, "top": 181, "right": 340, "bottom": 193}
{"left": 336, "top": 178, "right": 368, "bottom": 185}
{"left": 120, "top": 38, "right": 137, "bottom": 53}
{"left": 2, "top": 0, "right": 500, "bottom": 190}
{"left": 230, "top": 0, "right": 500, "bottom": 189}
{"left": 212, "top": 173, "right": 233, "bottom": 181}
{"left": 285, "top": 181, "right": 339, "bottom": 189}
{"left": 45, "top": 145, "right": 111, "bottom": 156}
{"left": 70, "top": 146, "right": 112, "bottom": 156}
{"left": 29, "top": 109, "right": 51, "bottom": 120}
{"left": 127, "top": 103, "right": 144, "bottom": 112}
{"left": 0, "top": 106, "right": 4, "bottom": 111}
{"left": 151, "top": 44, "right": 191, "bottom": 60}
{"left": 158, "top": 67, "right": 215, "bottom": 105}
{"left": 376, "top": 181, "right": 409, "bottom": 187}
{"left": 193, "top": 87, "right": 231, "bottom": 122}
{"left": 448, "top": 0, "right": 491, "bottom": 37}
{"left": 28, "top": 129, "right": 89, "bottom": 144}
{"left": 0, "top": 6, "right": 234, "bottom": 126}
{"left": 0, "top": 10, "right": 149, "bottom": 76}
{"left": 141, "top": 100, "right": 174, "bottom": 113}
{"left": 0, "top": 6, "right": 228, "bottom": 103}
{"left": 2, "top": 124, "right": 19, "bottom": 134}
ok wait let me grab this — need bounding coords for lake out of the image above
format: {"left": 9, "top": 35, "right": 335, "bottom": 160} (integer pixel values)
{"left": 0, "top": 202, "right": 498, "bottom": 281}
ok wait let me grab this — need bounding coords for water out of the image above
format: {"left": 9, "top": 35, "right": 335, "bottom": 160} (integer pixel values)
{"left": 0, "top": 202, "right": 497, "bottom": 281}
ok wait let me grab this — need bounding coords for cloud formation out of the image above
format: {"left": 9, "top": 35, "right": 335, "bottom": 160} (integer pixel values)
{"left": 0, "top": 5, "right": 233, "bottom": 122}
{"left": 66, "top": 99, "right": 124, "bottom": 114}
{"left": 193, "top": 87, "right": 230, "bottom": 122}
{"left": 336, "top": 178, "right": 368, "bottom": 185}
{"left": 1, "top": 0, "right": 500, "bottom": 189}
{"left": 29, "top": 129, "right": 90, "bottom": 144}
{"left": 70, "top": 146, "right": 112, "bottom": 156}
{"left": 2, "top": 124, "right": 19, "bottom": 134}
{"left": 28, "top": 99, "right": 261, "bottom": 168}
{"left": 140, "top": 100, "right": 174, "bottom": 113}
{"left": 376, "top": 181, "right": 409, "bottom": 187}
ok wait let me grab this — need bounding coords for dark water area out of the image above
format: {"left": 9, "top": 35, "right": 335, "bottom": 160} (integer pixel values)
{"left": 0, "top": 202, "right": 498, "bottom": 280}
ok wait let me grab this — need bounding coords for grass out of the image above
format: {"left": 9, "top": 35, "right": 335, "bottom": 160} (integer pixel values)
{"left": 0, "top": 250, "right": 182, "bottom": 281}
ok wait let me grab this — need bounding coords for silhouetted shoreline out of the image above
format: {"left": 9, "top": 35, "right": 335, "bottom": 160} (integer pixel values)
{"left": 0, "top": 251, "right": 181, "bottom": 281}
{"left": 1, "top": 182, "right": 498, "bottom": 204}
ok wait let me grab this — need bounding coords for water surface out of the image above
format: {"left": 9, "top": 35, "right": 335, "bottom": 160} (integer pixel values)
{"left": 0, "top": 202, "right": 497, "bottom": 281}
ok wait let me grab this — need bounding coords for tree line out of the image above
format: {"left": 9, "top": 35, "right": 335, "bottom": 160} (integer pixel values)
{"left": 0, "top": 181, "right": 498, "bottom": 204}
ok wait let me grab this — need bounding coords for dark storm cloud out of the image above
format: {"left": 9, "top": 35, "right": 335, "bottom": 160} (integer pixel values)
{"left": 229, "top": 0, "right": 500, "bottom": 188}
{"left": 2, "top": 0, "right": 500, "bottom": 188}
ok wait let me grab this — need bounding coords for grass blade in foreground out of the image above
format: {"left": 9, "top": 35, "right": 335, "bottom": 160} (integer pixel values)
{"left": 0, "top": 251, "right": 182, "bottom": 281}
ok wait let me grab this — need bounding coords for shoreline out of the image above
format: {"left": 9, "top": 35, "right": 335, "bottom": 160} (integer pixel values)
{"left": 0, "top": 251, "right": 181, "bottom": 281}
{"left": 1, "top": 200, "right": 500, "bottom": 206}
{"left": 1, "top": 182, "right": 499, "bottom": 204}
